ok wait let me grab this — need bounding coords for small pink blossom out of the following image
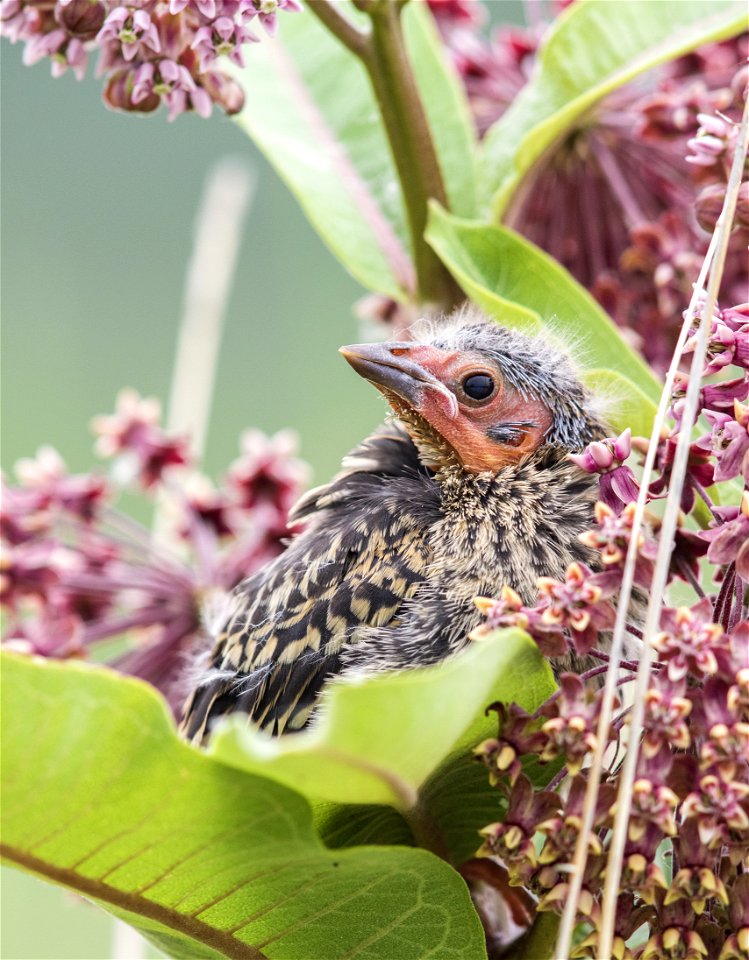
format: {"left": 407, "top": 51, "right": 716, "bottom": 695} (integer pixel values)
{"left": 244, "top": 0, "right": 302, "bottom": 37}
{"left": 96, "top": 5, "right": 161, "bottom": 62}
{"left": 682, "top": 772, "right": 749, "bottom": 847}
{"left": 50, "top": 36, "right": 88, "bottom": 80}
{"left": 653, "top": 598, "right": 729, "bottom": 683}
{"left": 701, "top": 491, "right": 749, "bottom": 579}
{"left": 169, "top": 0, "right": 217, "bottom": 16}
{"left": 191, "top": 15, "right": 258, "bottom": 70}
{"left": 569, "top": 429, "right": 639, "bottom": 514}
{"left": 91, "top": 388, "right": 191, "bottom": 487}
{"left": 22, "top": 26, "right": 67, "bottom": 66}
{"left": 695, "top": 405, "right": 749, "bottom": 483}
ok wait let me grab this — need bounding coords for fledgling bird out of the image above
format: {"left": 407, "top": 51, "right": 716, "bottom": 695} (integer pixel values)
{"left": 182, "top": 308, "right": 607, "bottom": 742}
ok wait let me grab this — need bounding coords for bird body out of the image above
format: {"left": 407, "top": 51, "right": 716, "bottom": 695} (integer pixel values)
{"left": 182, "top": 310, "right": 606, "bottom": 742}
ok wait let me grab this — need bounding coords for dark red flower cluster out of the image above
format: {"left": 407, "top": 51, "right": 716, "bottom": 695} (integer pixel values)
{"left": 475, "top": 611, "right": 748, "bottom": 959}
{"left": 1, "top": 0, "right": 301, "bottom": 120}
{"left": 0, "top": 389, "right": 309, "bottom": 709}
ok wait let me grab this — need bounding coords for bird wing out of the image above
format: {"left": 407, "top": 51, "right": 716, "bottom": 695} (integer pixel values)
{"left": 181, "top": 422, "right": 437, "bottom": 741}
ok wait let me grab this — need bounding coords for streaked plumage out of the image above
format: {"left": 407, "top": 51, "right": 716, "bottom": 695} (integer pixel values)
{"left": 182, "top": 309, "right": 606, "bottom": 742}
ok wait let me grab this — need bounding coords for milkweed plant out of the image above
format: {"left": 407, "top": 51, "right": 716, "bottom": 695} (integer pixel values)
{"left": 1, "top": 1, "right": 748, "bottom": 958}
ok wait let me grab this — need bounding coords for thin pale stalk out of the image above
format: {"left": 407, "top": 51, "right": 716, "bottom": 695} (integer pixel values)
{"left": 597, "top": 98, "right": 749, "bottom": 959}
{"left": 152, "top": 158, "right": 255, "bottom": 549}
{"left": 554, "top": 224, "right": 721, "bottom": 960}
{"left": 112, "top": 159, "right": 254, "bottom": 960}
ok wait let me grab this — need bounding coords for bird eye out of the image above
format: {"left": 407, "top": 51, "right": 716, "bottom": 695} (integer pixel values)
{"left": 462, "top": 373, "right": 495, "bottom": 401}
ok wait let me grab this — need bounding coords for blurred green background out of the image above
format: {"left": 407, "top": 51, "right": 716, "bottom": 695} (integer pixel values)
{"left": 1, "top": 3, "right": 523, "bottom": 954}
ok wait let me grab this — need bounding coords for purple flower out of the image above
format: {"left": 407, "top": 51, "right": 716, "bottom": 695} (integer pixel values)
{"left": 92, "top": 388, "right": 192, "bottom": 487}
{"left": 226, "top": 428, "right": 310, "bottom": 524}
{"left": 701, "top": 492, "right": 749, "bottom": 580}
{"left": 22, "top": 26, "right": 67, "bottom": 66}
{"left": 695, "top": 405, "right": 749, "bottom": 483}
{"left": 653, "top": 598, "right": 728, "bottom": 683}
{"left": 13, "top": 445, "right": 109, "bottom": 523}
{"left": 540, "top": 674, "right": 605, "bottom": 774}
{"left": 2, "top": 393, "right": 310, "bottom": 713}
{"left": 684, "top": 299, "right": 749, "bottom": 375}
{"left": 55, "top": 1, "right": 107, "bottom": 41}
{"left": 244, "top": 0, "right": 302, "bottom": 38}
{"left": 475, "top": 702, "right": 548, "bottom": 786}
{"left": 191, "top": 15, "right": 258, "bottom": 71}
{"left": 682, "top": 772, "right": 749, "bottom": 847}
{"left": 1, "top": 2, "right": 43, "bottom": 45}
{"left": 50, "top": 36, "right": 88, "bottom": 80}
{"left": 569, "top": 429, "right": 640, "bottom": 514}
{"left": 722, "top": 303, "right": 749, "bottom": 368}
{"left": 169, "top": 0, "right": 218, "bottom": 16}
{"left": 643, "top": 676, "right": 692, "bottom": 758}
{"left": 480, "top": 774, "right": 560, "bottom": 885}
{"left": 579, "top": 501, "right": 657, "bottom": 589}
{"left": 686, "top": 112, "right": 736, "bottom": 168}
{"left": 130, "top": 59, "right": 212, "bottom": 121}
{"left": 96, "top": 6, "right": 161, "bottom": 62}
{"left": 536, "top": 562, "right": 616, "bottom": 656}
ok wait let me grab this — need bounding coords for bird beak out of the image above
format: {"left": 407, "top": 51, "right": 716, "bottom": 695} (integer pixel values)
{"left": 339, "top": 342, "right": 459, "bottom": 419}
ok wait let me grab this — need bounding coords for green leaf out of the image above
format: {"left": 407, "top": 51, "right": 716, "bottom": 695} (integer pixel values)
{"left": 234, "top": 7, "right": 410, "bottom": 300}
{"left": 0, "top": 653, "right": 488, "bottom": 959}
{"left": 425, "top": 206, "right": 661, "bottom": 418}
{"left": 581, "top": 369, "right": 658, "bottom": 436}
{"left": 210, "top": 628, "right": 553, "bottom": 815}
{"left": 481, "top": 0, "right": 747, "bottom": 216}
{"left": 503, "top": 911, "right": 560, "bottom": 960}
{"left": 233, "top": 1, "right": 477, "bottom": 299}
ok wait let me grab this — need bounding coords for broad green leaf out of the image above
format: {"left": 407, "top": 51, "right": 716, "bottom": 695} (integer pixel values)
{"left": 210, "top": 628, "right": 554, "bottom": 814}
{"left": 234, "top": 7, "right": 411, "bottom": 300}
{"left": 481, "top": 0, "right": 747, "bottom": 217}
{"left": 0, "top": 653, "right": 488, "bottom": 960}
{"left": 581, "top": 369, "right": 658, "bottom": 437}
{"left": 234, "top": 1, "right": 477, "bottom": 299}
{"left": 425, "top": 205, "right": 661, "bottom": 414}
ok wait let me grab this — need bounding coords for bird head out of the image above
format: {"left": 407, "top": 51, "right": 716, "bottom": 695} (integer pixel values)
{"left": 340, "top": 308, "right": 601, "bottom": 474}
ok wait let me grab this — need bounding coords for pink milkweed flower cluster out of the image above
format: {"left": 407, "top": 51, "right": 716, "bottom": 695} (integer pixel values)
{"left": 569, "top": 298, "right": 748, "bottom": 524}
{"left": 476, "top": 603, "right": 749, "bottom": 957}
{"left": 471, "top": 279, "right": 748, "bottom": 951}
{"left": 1, "top": 0, "right": 302, "bottom": 121}
{"left": 0, "top": 389, "right": 310, "bottom": 710}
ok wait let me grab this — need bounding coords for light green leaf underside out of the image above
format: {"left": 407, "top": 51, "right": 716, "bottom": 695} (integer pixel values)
{"left": 1, "top": 653, "right": 487, "bottom": 960}
{"left": 425, "top": 206, "right": 661, "bottom": 435}
{"left": 582, "top": 369, "right": 659, "bottom": 437}
{"left": 234, "top": 6, "right": 411, "bottom": 299}
{"left": 481, "top": 0, "right": 747, "bottom": 217}
{"left": 210, "top": 628, "right": 553, "bottom": 814}
{"left": 233, "top": 1, "right": 477, "bottom": 299}
{"left": 402, "top": 1, "right": 478, "bottom": 219}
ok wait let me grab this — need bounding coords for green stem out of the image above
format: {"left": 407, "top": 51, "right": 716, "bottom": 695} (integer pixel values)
{"left": 304, "top": 0, "right": 371, "bottom": 58}
{"left": 307, "top": 0, "right": 462, "bottom": 309}
{"left": 402, "top": 799, "right": 452, "bottom": 863}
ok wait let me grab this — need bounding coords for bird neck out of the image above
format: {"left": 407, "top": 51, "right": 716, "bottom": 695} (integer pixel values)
{"left": 433, "top": 445, "right": 585, "bottom": 512}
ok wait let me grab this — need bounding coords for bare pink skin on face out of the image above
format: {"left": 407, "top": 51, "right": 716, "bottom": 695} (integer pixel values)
{"left": 377, "top": 343, "right": 553, "bottom": 473}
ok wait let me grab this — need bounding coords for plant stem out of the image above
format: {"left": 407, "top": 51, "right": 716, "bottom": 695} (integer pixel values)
{"left": 367, "top": 2, "right": 460, "bottom": 307}
{"left": 307, "top": 0, "right": 462, "bottom": 309}
{"left": 304, "top": 0, "right": 371, "bottom": 58}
